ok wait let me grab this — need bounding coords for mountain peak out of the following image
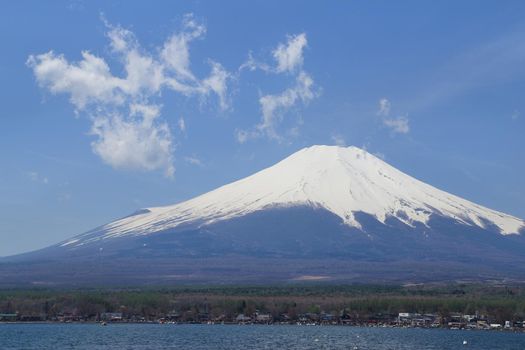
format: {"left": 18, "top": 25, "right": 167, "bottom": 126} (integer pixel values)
{"left": 292, "top": 144, "right": 370, "bottom": 158}
{"left": 277, "top": 145, "right": 382, "bottom": 176}
{"left": 63, "top": 144, "right": 524, "bottom": 247}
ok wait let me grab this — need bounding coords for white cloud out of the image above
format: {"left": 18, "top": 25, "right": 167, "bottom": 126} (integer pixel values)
{"left": 58, "top": 192, "right": 72, "bottom": 202}
{"left": 184, "top": 156, "right": 204, "bottom": 167}
{"left": 122, "top": 50, "right": 164, "bottom": 96}
{"left": 238, "top": 52, "right": 268, "bottom": 72}
{"left": 377, "top": 98, "right": 391, "bottom": 116}
{"left": 238, "top": 71, "right": 316, "bottom": 143}
{"left": 235, "top": 129, "right": 250, "bottom": 144}
{"left": 26, "top": 171, "right": 49, "bottom": 184}
{"left": 331, "top": 134, "right": 346, "bottom": 146}
{"left": 160, "top": 17, "right": 231, "bottom": 105}
{"left": 27, "top": 51, "right": 126, "bottom": 110}
{"left": 200, "top": 61, "right": 230, "bottom": 110}
{"left": 239, "top": 33, "right": 307, "bottom": 74}
{"left": 90, "top": 104, "right": 175, "bottom": 178}
{"left": 28, "top": 15, "right": 231, "bottom": 177}
{"left": 376, "top": 98, "right": 409, "bottom": 135}
{"left": 236, "top": 33, "right": 317, "bottom": 143}
{"left": 273, "top": 33, "right": 307, "bottom": 73}
{"left": 383, "top": 116, "right": 410, "bottom": 134}
{"left": 107, "top": 25, "right": 136, "bottom": 53}
{"left": 130, "top": 103, "right": 161, "bottom": 124}
{"left": 178, "top": 117, "right": 186, "bottom": 132}
{"left": 288, "top": 126, "right": 300, "bottom": 138}
{"left": 512, "top": 110, "right": 520, "bottom": 120}
{"left": 257, "top": 72, "right": 315, "bottom": 139}
{"left": 160, "top": 14, "right": 205, "bottom": 82}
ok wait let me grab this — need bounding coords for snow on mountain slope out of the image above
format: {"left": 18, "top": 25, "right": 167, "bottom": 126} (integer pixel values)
{"left": 64, "top": 145, "right": 524, "bottom": 247}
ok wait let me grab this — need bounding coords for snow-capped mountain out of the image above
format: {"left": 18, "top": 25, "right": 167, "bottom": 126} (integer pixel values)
{"left": 63, "top": 145, "right": 523, "bottom": 248}
{"left": 2, "top": 145, "right": 524, "bottom": 286}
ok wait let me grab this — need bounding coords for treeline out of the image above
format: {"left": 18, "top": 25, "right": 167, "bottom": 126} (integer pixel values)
{"left": 1, "top": 284, "right": 525, "bottom": 323}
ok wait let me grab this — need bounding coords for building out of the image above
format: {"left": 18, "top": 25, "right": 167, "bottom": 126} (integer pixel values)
{"left": 0, "top": 313, "right": 17, "bottom": 322}
{"left": 235, "top": 314, "right": 251, "bottom": 323}
{"left": 100, "top": 312, "right": 123, "bottom": 321}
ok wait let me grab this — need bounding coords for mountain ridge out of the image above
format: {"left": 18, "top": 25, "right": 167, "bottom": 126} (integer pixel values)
{"left": 60, "top": 145, "right": 523, "bottom": 249}
{"left": 1, "top": 144, "right": 524, "bottom": 286}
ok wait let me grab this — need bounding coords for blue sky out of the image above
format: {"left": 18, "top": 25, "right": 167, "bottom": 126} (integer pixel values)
{"left": 1, "top": 1, "right": 524, "bottom": 256}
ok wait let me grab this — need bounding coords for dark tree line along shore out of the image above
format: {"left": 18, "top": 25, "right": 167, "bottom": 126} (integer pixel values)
{"left": 1, "top": 284, "right": 525, "bottom": 328}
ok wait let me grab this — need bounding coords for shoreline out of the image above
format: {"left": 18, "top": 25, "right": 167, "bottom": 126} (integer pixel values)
{"left": 1, "top": 321, "right": 525, "bottom": 333}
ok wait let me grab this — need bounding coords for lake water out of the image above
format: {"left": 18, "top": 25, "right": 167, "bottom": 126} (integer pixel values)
{"left": 1, "top": 324, "right": 524, "bottom": 349}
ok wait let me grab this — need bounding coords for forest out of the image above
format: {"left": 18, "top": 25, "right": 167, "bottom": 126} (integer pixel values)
{"left": 1, "top": 284, "right": 525, "bottom": 325}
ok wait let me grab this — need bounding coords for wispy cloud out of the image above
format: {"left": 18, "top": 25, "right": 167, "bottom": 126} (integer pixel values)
{"left": 239, "top": 33, "right": 307, "bottom": 75}
{"left": 26, "top": 171, "right": 49, "bottom": 184}
{"left": 27, "top": 14, "right": 231, "bottom": 178}
{"left": 184, "top": 156, "right": 204, "bottom": 167}
{"left": 410, "top": 28, "right": 525, "bottom": 111}
{"left": 273, "top": 33, "right": 307, "bottom": 74}
{"left": 235, "top": 129, "right": 251, "bottom": 144}
{"left": 159, "top": 14, "right": 206, "bottom": 83}
{"left": 512, "top": 110, "right": 520, "bottom": 120}
{"left": 331, "top": 133, "right": 346, "bottom": 146}
{"left": 376, "top": 98, "right": 410, "bottom": 134}
{"left": 237, "top": 33, "right": 318, "bottom": 142}
{"left": 178, "top": 117, "right": 186, "bottom": 132}
{"left": 58, "top": 192, "right": 72, "bottom": 202}
{"left": 258, "top": 72, "right": 315, "bottom": 140}
{"left": 377, "top": 98, "right": 391, "bottom": 117}
{"left": 383, "top": 116, "right": 410, "bottom": 134}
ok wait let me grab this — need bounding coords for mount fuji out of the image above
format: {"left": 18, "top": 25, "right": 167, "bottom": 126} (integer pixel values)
{"left": 2, "top": 145, "right": 524, "bottom": 286}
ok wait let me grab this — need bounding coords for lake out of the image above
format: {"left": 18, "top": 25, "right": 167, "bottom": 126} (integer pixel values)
{"left": 1, "top": 324, "right": 524, "bottom": 349}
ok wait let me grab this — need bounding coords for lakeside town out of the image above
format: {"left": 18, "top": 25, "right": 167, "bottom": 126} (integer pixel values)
{"left": 2, "top": 284, "right": 525, "bottom": 332}
{"left": 2, "top": 310, "right": 525, "bottom": 331}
